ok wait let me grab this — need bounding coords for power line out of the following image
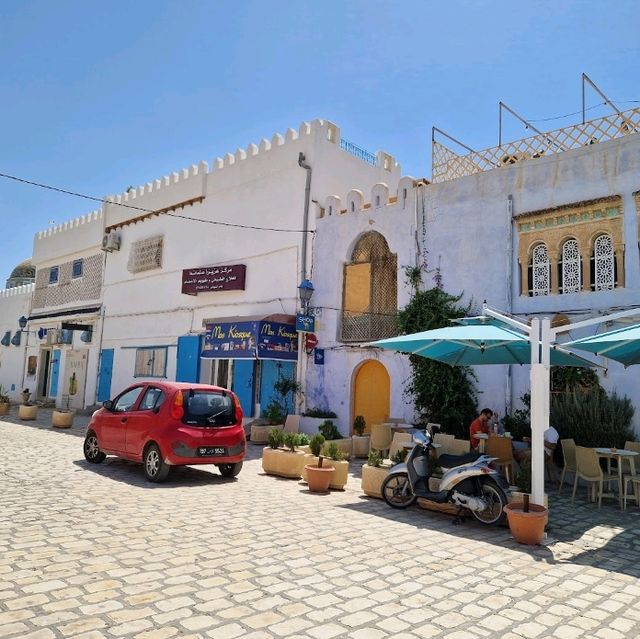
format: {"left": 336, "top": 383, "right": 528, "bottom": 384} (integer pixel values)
{"left": 0, "top": 171, "right": 315, "bottom": 234}
{"left": 526, "top": 99, "right": 640, "bottom": 123}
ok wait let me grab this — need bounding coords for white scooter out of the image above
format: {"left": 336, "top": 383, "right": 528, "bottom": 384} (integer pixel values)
{"left": 380, "top": 430, "right": 509, "bottom": 525}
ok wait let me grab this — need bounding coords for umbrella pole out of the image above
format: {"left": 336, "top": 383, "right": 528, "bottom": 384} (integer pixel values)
{"left": 529, "top": 318, "right": 550, "bottom": 507}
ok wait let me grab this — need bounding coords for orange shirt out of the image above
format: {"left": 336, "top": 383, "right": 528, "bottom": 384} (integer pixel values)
{"left": 469, "top": 417, "right": 489, "bottom": 449}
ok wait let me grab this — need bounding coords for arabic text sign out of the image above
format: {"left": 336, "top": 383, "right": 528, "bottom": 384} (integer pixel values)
{"left": 182, "top": 264, "right": 246, "bottom": 295}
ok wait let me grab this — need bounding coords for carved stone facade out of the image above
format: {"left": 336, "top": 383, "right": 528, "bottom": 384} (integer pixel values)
{"left": 516, "top": 196, "right": 624, "bottom": 296}
{"left": 33, "top": 254, "right": 103, "bottom": 309}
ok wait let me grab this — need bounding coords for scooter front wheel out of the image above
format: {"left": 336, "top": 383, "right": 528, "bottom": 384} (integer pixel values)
{"left": 381, "top": 473, "right": 418, "bottom": 509}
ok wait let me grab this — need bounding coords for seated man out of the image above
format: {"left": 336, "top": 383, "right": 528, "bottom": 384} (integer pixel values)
{"left": 469, "top": 408, "right": 493, "bottom": 450}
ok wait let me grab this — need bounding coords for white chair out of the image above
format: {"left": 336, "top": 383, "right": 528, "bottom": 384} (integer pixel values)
{"left": 284, "top": 414, "right": 300, "bottom": 434}
{"left": 370, "top": 423, "right": 392, "bottom": 457}
{"left": 389, "top": 433, "right": 413, "bottom": 460}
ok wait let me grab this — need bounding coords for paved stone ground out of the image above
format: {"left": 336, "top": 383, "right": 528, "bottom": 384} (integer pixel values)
{"left": 1, "top": 408, "right": 640, "bottom": 639}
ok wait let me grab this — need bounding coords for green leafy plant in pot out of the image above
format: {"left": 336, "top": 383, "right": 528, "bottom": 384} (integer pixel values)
{"left": 353, "top": 415, "right": 366, "bottom": 436}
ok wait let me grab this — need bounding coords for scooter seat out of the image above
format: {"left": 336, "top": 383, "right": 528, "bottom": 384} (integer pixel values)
{"left": 438, "top": 452, "right": 481, "bottom": 468}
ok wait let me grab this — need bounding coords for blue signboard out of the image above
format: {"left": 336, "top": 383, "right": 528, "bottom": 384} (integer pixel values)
{"left": 202, "top": 320, "right": 297, "bottom": 361}
{"left": 296, "top": 313, "right": 315, "bottom": 333}
{"left": 314, "top": 349, "right": 325, "bottom": 365}
{"left": 257, "top": 322, "right": 298, "bottom": 361}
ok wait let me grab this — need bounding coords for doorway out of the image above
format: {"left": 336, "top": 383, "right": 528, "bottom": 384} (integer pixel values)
{"left": 37, "top": 349, "right": 51, "bottom": 400}
{"left": 352, "top": 360, "right": 390, "bottom": 434}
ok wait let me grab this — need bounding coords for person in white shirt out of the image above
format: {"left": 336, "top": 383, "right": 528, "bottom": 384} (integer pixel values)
{"left": 514, "top": 425, "right": 560, "bottom": 483}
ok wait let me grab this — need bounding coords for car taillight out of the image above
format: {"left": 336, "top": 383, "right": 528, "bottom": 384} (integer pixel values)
{"left": 171, "top": 392, "right": 184, "bottom": 420}
{"left": 234, "top": 396, "right": 243, "bottom": 423}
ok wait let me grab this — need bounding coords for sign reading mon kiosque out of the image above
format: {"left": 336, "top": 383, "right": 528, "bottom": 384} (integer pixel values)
{"left": 182, "top": 264, "right": 246, "bottom": 295}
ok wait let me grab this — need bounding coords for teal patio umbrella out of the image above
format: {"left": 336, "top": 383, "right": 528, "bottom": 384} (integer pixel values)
{"left": 370, "top": 323, "right": 597, "bottom": 367}
{"left": 564, "top": 324, "right": 640, "bottom": 367}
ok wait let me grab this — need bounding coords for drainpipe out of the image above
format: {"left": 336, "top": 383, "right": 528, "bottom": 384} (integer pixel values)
{"left": 297, "top": 153, "right": 312, "bottom": 415}
{"left": 298, "top": 152, "right": 312, "bottom": 281}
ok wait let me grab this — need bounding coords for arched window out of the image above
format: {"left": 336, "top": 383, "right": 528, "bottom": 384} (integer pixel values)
{"left": 591, "top": 234, "right": 615, "bottom": 291}
{"left": 341, "top": 232, "right": 397, "bottom": 342}
{"left": 528, "top": 243, "right": 550, "bottom": 296}
{"left": 559, "top": 239, "right": 581, "bottom": 294}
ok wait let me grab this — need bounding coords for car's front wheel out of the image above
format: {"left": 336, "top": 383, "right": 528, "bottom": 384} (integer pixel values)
{"left": 84, "top": 431, "right": 106, "bottom": 464}
{"left": 218, "top": 462, "right": 243, "bottom": 478}
{"left": 143, "top": 443, "right": 170, "bottom": 482}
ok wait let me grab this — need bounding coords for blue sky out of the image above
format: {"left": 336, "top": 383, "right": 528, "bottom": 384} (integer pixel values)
{"left": 1, "top": 0, "right": 639, "bottom": 283}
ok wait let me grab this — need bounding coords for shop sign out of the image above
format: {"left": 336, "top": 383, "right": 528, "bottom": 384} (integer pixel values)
{"left": 182, "top": 264, "right": 246, "bottom": 295}
{"left": 202, "top": 320, "right": 297, "bottom": 361}
{"left": 296, "top": 313, "right": 315, "bottom": 332}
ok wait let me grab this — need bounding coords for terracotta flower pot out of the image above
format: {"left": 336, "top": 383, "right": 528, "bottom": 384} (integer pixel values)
{"left": 0, "top": 402, "right": 9, "bottom": 416}
{"left": 305, "top": 464, "right": 334, "bottom": 493}
{"left": 52, "top": 410, "right": 74, "bottom": 429}
{"left": 503, "top": 502, "right": 548, "bottom": 545}
{"left": 18, "top": 405, "right": 38, "bottom": 421}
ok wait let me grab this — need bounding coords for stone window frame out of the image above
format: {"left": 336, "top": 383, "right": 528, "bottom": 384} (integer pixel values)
{"left": 71, "top": 259, "right": 84, "bottom": 279}
{"left": 517, "top": 196, "right": 624, "bottom": 297}
{"left": 48, "top": 266, "right": 59, "bottom": 285}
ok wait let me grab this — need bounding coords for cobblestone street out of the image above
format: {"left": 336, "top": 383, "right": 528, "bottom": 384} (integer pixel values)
{"left": 2, "top": 411, "right": 640, "bottom": 639}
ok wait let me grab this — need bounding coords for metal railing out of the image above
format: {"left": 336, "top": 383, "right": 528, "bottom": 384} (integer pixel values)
{"left": 340, "top": 138, "right": 378, "bottom": 166}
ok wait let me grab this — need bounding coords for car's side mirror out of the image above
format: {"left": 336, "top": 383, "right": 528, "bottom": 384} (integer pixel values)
{"left": 152, "top": 406, "right": 161, "bottom": 415}
{"left": 103, "top": 400, "right": 114, "bottom": 411}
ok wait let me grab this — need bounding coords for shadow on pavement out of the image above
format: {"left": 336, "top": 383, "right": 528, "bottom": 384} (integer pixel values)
{"left": 72, "top": 458, "right": 239, "bottom": 489}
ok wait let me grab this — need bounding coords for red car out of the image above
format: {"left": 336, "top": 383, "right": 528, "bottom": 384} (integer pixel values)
{"left": 83, "top": 381, "right": 246, "bottom": 482}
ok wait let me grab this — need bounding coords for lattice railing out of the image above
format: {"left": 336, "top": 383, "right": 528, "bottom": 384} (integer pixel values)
{"left": 340, "top": 138, "right": 378, "bottom": 166}
{"left": 340, "top": 312, "right": 397, "bottom": 343}
{"left": 432, "top": 107, "right": 640, "bottom": 183}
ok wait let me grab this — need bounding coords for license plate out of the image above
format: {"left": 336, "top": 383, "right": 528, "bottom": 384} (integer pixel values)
{"left": 198, "top": 446, "right": 226, "bottom": 457}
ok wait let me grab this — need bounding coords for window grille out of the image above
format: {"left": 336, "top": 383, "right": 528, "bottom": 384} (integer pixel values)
{"left": 593, "top": 234, "right": 615, "bottom": 291}
{"left": 341, "top": 232, "right": 397, "bottom": 342}
{"left": 49, "top": 266, "right": 59, "bottom": 284}
{"left": 531, "top": 244, "right": 550, "bottom": 296}
{"left": 72, "top": 259, "right": 83, "bottom": 279}
{"left": 134, "top": 347, "right": 167, "bottom": 378}
{"left": 560, "top": 239, "right": 581, "bottom": 293}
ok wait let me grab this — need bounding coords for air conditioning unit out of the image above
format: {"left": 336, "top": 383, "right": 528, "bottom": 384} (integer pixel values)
{"left": 46, "top": 329, "right": 59, "bottom": 345}
{"left": 101, "top": 231, "right": 121, "bottom": 252}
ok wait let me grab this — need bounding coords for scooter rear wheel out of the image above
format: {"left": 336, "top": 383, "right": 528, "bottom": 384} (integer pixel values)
{"left": 471, "top": 478, "right": 507, "bottom": 525}
{"left": 381, "top": 473, "right": 418, "bottom": 509}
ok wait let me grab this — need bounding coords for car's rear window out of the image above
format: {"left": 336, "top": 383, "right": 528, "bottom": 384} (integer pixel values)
{"left": 182, "top": 390, "right": 236, "bottom": 426}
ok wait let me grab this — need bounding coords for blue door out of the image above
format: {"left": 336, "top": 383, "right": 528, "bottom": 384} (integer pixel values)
{"left": 49, "top": 350, "right": 61, "bottom": 398}
{"left": 97, "top": 349, "right": 114, "bottom": 402}
{"left": 176, "top": 335, "right": 201, "bottom": 383}
{"left": 232, "top": 359, "right": 255, "bottom": 418}
{"left": 259, "top": 360, "right": 296, "bottom": 415}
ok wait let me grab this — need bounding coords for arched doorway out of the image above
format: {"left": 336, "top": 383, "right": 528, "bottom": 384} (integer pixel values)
{"left": 352, "top": 360, "right": 390, "bottom": 434}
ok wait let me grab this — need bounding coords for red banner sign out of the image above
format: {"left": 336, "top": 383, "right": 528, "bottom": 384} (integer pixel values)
{"left": 182, "top": 264, "right": 246, "bottom": 295}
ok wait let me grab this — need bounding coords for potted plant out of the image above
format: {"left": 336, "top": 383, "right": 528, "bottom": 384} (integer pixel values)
{"left": 305, "top": 454, "right": 334, "bottom": 493}
{"left": 261, "top": 431, "right": 308, "bottom": 479}
{"left": 300, "top": 407, "right": 338, "bottom": 435}
{"left": 0, "top": 385, "right": 10, "bottom": 416}
{"left": 351, "top": 415, "right": 370, "bottom": 458}
{"left": 318, "top": 419, "right": 352, "bottom": 459}
{"left": 252, "top": 376, "right": 301, "bottom": 443}
{"left": 504, "top": 458, "right": 548, "bottom": 544}
{"left": 18, "top": 389, "right": 38, "bottom": 420}
{"left": 361, "top": 450, "right": 391, "bottom": 498}
{"left": 52, "top": 395, "right": 74, "bottom": 429}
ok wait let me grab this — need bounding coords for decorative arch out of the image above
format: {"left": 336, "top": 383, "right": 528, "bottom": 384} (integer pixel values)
{"left": 341, "top": 231, "right": 397, "bottom": 342}
{"left": 591, "top": 233, "right": 616, "bottom": 291}
{"left": 352, "top": 359, "right": 390, "bottom": 434}
{"left": 528, "top": 243, "right": 550, "bottom": 296}
{"left": 559, "top": 238, "right": 582, "bottom": 294}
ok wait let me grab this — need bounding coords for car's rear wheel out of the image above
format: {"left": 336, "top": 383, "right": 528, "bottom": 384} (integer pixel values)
{"left": 84, "top": 431, "right": 106, "bottom": 463}
{"left": 218, "top": 462, "right": 243, "bottom": 478}
{"left": 143, "top": 443, "right": 170, "bottom": 482}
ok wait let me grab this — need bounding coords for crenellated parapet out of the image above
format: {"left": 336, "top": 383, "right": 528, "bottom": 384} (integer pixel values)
{"left": 33, "top": 210, "right": 104, "bottom": 265}
{"left": 0, "top": 283, "right": 35, "bottom": 299}
{"left": 320, "top": 176, "right": 418, "bottom": 219}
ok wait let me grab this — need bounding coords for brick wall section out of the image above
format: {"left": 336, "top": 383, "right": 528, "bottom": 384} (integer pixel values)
{"left": 33, "top": 254, "right": 103, "bottom": 310}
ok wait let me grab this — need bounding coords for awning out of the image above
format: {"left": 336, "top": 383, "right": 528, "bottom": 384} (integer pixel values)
{"left": 29, "top": 306, "right": 101, "bottom": 321}
{"left": 201, "top": 314, "right": 298, "bottom": 361}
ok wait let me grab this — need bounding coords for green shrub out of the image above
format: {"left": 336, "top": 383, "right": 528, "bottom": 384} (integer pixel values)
{"left": 303, "top": 407, "right": 337, "bottom": 418}
{"left": 319, "top": 420, "right": 341, "bottom": 441}
{"left": 515, "top": 457, "right": 531, "bottom": 493}
{"left": 283, "top": 432, "right": 300, "bottom": 452}
{"left": 367, "top": 450, "right": 382, "bottom": 467}
{"left": 309, "top": 434, "right": 325, "bottom": 457}
{"left": 267, "top": 428, "right": 284, "bottom": 449}
{"left": 390, "top": 448, "right": 408, "bottom": 465}
{"left": 501, "top": 393, "right": 531, "bottom": 441}
{"left": 550, "top": 390, "right": 635, "bottom": 448}
{"left": 323, "top": 441, "right": 345, "bottom": 461}
{"left": 353, "top": 415, "right": 366, "bottom": 436}
{"left": 297, "top": 433, "right": 310, "bottom": 446}
{"left": 262, "top": 401, "right": 285, "bottom": 425}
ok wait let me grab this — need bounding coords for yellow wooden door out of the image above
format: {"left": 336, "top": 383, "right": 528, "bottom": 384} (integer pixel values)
{"left": 352, "top": 360, "right": 390, "bottom": 434}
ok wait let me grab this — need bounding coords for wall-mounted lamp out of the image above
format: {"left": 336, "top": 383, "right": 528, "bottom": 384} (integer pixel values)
{"left": 298, "top": 279, "right": 314, "bottom": 313}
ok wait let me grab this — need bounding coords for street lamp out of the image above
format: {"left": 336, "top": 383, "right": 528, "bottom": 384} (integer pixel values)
{"left": 297, "top": 279, "right": 314, "bottom": 313}
{"left": 18, "top": 316, "right": 28, "bottom": 329}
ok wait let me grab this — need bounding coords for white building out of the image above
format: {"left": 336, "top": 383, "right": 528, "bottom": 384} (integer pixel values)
{"left": 87, "top": 119, "right": 400, "bottom": 420}
{"left": 310, "top": 107, "right": 640, "bottom": 434}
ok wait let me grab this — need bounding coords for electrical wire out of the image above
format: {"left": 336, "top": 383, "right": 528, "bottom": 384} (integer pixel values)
{"left": 526, "top": 99, "right": 640, "bottom": 123}
{"left": 0, "top": 171, "right": 315, "bottom": 234}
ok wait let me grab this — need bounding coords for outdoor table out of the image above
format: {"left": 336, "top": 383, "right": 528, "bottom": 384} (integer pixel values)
{"left": 475, "top": 432, "right": 489, "bottom": 453}
{"left": 593, "top": 448, "right": 639, "bottom": 509}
